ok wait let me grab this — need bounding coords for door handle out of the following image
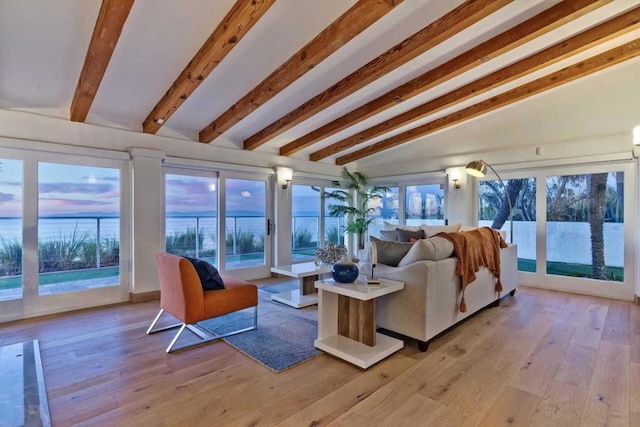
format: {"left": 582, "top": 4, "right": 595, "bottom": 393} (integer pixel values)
{"left": 267, "top": 219, "right": 274, "bottom": 236}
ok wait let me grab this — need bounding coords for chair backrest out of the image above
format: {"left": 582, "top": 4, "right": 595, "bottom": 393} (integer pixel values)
{"left": 155, "top": 252, "right": 205, "bottom": 324}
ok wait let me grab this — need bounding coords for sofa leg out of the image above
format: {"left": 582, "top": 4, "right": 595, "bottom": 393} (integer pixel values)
{"left": 509, "top": 289, "right": 516, "bottom": 296}
{"left": 493, "top": 299, "right": 500, "bottom": 308}
{"left": 417, "top": 340, "right": 430, "bottom": 352}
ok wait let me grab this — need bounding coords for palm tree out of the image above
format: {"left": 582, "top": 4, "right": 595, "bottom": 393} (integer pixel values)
{"left": 325, "top": 167, "right": 389, "bottom": 250}
{"left": 589, "top": 173, "right": 608, "bottom": 280}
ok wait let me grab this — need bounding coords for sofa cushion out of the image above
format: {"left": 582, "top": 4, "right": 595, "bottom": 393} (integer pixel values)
{"left": 384, "top": 221, "right": 421, "bottom": 232}
{"left": 379, "top": 229, "right": 398, "bottom": 241}
{"left": 396, "top": 228, "right": 425, "bottom": 242}
{"left": 185, "top": 257, "right": 225, "bottom": 290}
{"left": 397, "top": 236, "right": 455, "bottom": 267}
{"left": 370, "top": 236, "right": 413, "bottom": 267}
{"left": 421, "top": 223, "right": 462, "bottom": 237}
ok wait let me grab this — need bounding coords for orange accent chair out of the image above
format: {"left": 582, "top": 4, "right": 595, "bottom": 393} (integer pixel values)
{"left": 147, "top": 252, "right": 258, "bottom": 353}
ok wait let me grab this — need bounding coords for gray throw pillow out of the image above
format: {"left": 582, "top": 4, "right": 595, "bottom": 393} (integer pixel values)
{"left": 396, "top": 228, "right": 425, "bottom": 242}
{"left": 370, "top": 236, "right": 413, "bottom": 267}
{"left": 379, "top": 229, "right": 398, "bottom": 241}
{"left": 397, "top": 236, "right": 454, "bottom": 267}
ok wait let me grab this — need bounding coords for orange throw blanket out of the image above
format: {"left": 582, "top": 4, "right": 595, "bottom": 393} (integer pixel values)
{"left": 437, "top": 227, "right": 508, "bottom": 313}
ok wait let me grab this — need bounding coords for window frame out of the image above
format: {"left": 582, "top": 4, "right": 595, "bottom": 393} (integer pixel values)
{"left": 475, "top": 162, "right": 635, "bottom": 301}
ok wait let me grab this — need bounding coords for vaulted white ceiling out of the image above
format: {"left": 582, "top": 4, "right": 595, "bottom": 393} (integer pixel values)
{"left": 1, "top": 0, "right": 639, "bottom": 171}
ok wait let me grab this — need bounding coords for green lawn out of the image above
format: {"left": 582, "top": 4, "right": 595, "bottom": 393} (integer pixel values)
{"left": 518, "top": 258, "right": 623, "bottom": 282}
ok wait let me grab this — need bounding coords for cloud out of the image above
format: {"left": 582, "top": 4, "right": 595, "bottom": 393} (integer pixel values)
{"left": 166, "top": 178, "right": 213, "bottom": 195}
{"left": 39, "top": 197, "right": 113, "bottom": 207}
{"left": 38, "top": 183, "right": 115, "bottom": 194}
{"left": 0, "top": 180, "right": 22, "bottom": 186}
{"left": 0, "top": 192, "right": 15, "bottom": 203}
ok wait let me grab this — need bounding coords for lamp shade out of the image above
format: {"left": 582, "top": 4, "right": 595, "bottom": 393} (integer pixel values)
{"left": 465, "top": 160, "right": 487, "bottom": 177}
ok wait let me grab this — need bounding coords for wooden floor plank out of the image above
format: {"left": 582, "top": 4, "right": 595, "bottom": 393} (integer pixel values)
{"left": 0, "top": 284, "right": 637, "bottom": 426}
{"left": 553, "top": 343, "right": 598, "bottom": 391}
{"left": 601, "top": 301, "right": 631, "bottom": 346}
{"left": 571, "top": 303, "right": 609, "bottom": 349}
{"left": 631, "top": 362, "right": 640, "bottom": 427}
{"left": 478, "top": 385, "right": 541, "bottom": 427}
{"left": 510, "top": 320, "right": 576, "bottom": 396}
{"left": 530, "top": 380, "right": 587, "bottom": 427}
{"left": 581, "top": 341, "right": 630, "bottom": 427}
{"left": 279, "top": 354, "right": 416, "bottom": 426}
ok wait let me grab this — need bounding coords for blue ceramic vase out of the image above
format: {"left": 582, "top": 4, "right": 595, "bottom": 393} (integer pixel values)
{"left": 331, "top": 255, "right": 359, "bottom": 283}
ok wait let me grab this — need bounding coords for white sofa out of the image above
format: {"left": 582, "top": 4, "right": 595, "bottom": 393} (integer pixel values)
{"left": 365, "top": 228, "right": 518, "bottom": 351}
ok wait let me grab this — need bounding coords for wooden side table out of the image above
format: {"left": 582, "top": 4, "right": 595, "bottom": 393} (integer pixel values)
{"left": 314, "top": 277, "right": 404, "bottom": 369}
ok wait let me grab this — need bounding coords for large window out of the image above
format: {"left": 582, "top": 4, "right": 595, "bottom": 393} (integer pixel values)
{"left": 292, "top": 184, "right": 320, "bottom": 261}
{"left": 165, "top": 173, "right": 218, "bottom": 264}
{"left": 367, "top": 186, "right": 399, "bottom": 238}
{"left": 479, "top": 177, "right": 536, "bottom": 272}
{"left": 37, "top": 163, "right": 120, "bottom": 295}
{"left": 405, "top": 184, "right": 444, "bottom": 226}
{"left": 291, "top": 183, "right": 345, "bottom": 263}
{"left": 225, "top": 178, "right": 266, "bottom": 270}
{"left": 0, "top": 159, "right": 23, "bottom": 301}
{"left": 324, "top": 186, "right": 344, "bottom": 246}
{"left": 546, "top": 172, "right": 623, "bottom": 282}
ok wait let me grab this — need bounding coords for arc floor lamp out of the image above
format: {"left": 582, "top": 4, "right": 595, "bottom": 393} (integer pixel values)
{"left": 465, "top": 160, "right": 513, "bottom": 243}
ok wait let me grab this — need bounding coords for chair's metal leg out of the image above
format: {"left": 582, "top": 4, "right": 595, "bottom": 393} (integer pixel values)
{"left": 253, "top": 305, "right": 258, "bottom": 329}
{"left": 146, "top": 309, "right": 164, "bottom": 334}
{"left": 166, "top": 323, "right": 188, "bottom": 353}
{"left": 162, "top": 305, "right": 260, "bottom": 353}
{"left": 147, "top": 309, "right": 182, "bottom": 334}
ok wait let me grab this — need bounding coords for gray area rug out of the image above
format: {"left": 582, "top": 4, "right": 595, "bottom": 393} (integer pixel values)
{"left": 198, "top": 283, "right": 320, "bottom": 372}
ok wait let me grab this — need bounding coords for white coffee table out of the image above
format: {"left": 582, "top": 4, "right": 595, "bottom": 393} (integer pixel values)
{"left": 270, "top": 262, "right": 332, "bottom": 308}
{"left": 314, "top": 277, "right": 404, "bottom": 369}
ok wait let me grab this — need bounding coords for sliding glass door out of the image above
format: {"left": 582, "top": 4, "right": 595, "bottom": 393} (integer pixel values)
{"left": 0, "top": 158, "right": 23, "bottom": 301}
{"left": 223, "top": 175, "right": 272, "bottom": 278}
{"left": 0, "top": 148, "right": 130, "bottom": 322}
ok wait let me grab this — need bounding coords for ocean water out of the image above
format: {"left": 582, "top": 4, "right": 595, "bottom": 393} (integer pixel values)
{"left": 0, "top": 216, "right": 342, "bottom": 250}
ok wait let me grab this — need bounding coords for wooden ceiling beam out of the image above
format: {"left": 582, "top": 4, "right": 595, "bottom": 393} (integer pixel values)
{"left": 142, "top": 0, "right": 276, "bottom": 134}
{"left": 312, "top": 5, "right": 640, "bottom": 161}
{"left": 336, "top": 38, "right": 640, "bottom": 165}
{"left": 279, "top": 0, "right": 610, "bottom": 157}
{"left": 244, "top": 0, "right": 512, "bottom": 150}
{"left": 70, "top": 0, "right": 134, "bottom": 122}
{"left": 199, "top": 0, "right": 404, "bottom": 144}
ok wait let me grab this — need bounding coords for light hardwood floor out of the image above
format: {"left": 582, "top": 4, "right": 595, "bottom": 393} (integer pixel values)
{"left": 1, "top": 280, "right": 639, "bottom": 426}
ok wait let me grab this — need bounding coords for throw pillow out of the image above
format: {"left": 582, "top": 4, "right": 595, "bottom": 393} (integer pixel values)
{"left": 185, "top": 257, "right": 225, "bottom": 290}
{"left": 397, "top": 236, "right": 455, "bottom": 267}
{"left": 384, "top": 221, "right": 421, "bottom": 232}
{"left": 421, "top": 222, "right": 462, "bottom": 237}
{"left": 379, "top": 229, "right": 398, "bottom": 241}
{"left": 369, "top": 236, "right": 413, "bottom": 267}
{"left": 396, "top": 228, "right": 425, "bottom": 242}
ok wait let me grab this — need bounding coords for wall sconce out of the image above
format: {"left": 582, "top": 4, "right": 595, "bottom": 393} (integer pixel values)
{"left": 276, "top": 167, "right": 293, "bottom": 189}
{"left": 452, "top": 179, "right": 461, "bottom": 189}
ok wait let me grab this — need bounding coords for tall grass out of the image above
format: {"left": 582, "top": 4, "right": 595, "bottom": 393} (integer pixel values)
{"left": 165, "top": 227, "right": 204, "bottom": 257}
{"left": 294, "top": 229, "right": 314, "bottom": 248}
{"left": 0, "top": 237, "right": 22, "bottom": 276}
{"left": 226, "top": 229, "right": 257, "bottom": 254}
{"left": 38, "top": 228, "right": 90, "bottom": 273}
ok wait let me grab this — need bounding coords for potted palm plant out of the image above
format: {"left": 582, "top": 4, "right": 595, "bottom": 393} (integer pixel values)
{"left": 325, "top": 167, "right": 389, "bottom": 252}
